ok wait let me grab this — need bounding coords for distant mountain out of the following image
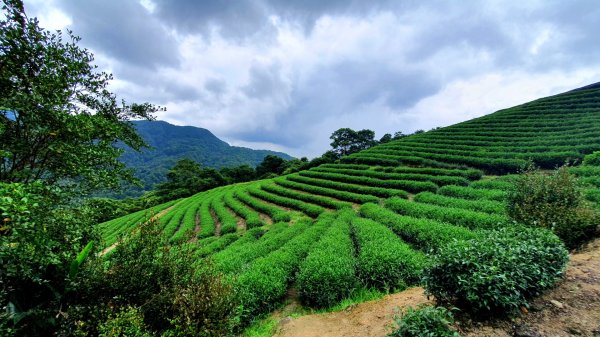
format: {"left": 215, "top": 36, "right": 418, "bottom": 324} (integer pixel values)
{"left": 116, "top": 120, "right": 293, "bottom": 196}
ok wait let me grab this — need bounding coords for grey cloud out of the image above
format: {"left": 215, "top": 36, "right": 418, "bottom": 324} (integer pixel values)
{"left": 205, "top": 78, "right": 227, "bottom": 96}
{"left": 230, "top": 61, "right": 439, "bottom": 148}
{"left": 57, "top": 0, "right": 178, "bottom": 69}
{"left": 242, "top": 63, "right": 285, "bottom": 99}
{"left": 152, "top": 0, "right": 399, "bottom": 38}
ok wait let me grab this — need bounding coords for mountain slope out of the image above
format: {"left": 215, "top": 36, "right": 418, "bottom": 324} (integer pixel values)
{"left": 119, "top": 120, "right": 294, "bottom": 193}
{"left": 99, "top": 82, "right": 600, "bottom": 328}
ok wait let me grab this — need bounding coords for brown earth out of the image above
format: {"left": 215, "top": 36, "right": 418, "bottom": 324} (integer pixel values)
{"left": 275, "top": 238, "right": 600, "bottom": 337}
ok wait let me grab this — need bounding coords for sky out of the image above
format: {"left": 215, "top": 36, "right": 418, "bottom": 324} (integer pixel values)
{"left": 22, "top": 0, "right": 600, "bottom": 158}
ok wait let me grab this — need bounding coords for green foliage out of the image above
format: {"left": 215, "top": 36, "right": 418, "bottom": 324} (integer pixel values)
{"left": 583, "top": 151, "right": 600, "bottom": 166}
{"left": 262, "top": 182, "right": 352, "bottom": 210}
{"left": 98, "top": 307, "right": 152, "bottom": 337}
{"left": 300, "top": 170, "right": 439, "bottom": 193}
{"left": 223, "top": 190, "right": 264, "bottom": 229}
{"left": 0, "top": 181, "right": 96, "bottom": 335}
{"left": 235, "top": 188, "right": 291, "bottom": 222}
{"left": 385, "top": 197, "right": 508, "bottom": 230}
{"left": 0, "top": 0, "right": 160, "bottom": 192}
{"left": 287, "top": 174, "right": 408, "bottom": 199}
{"left": 156, "top": 159, "right": 226, "bottom": 200}
{"left": 312, "top": 167, "right": 470, "bottom": 186}
{"left": 413, "top": 192, "right": 505, "bottom": 215}
{"left": 507, "top": 166, "right": 598, "bottom": 248}
{"left": 297, "top": 211, "right": 357, "bottom": 308}
{"left": 237, "top": 216, "right": 330, "bottom": 324}
{"left": 359, "top": 203, "right": 478, "bottom": 252}
{"left": 211, "top": 222, "right": 304, "bottom": 274}
{"left": 248, "top": 185, "right": 325, "bottom": 218}
{"left": 330, "top": 128, "right": 377, "bottom": 157}
{"left": 437, "top": 185, "right": 506, "bottom": 201}
{"left": 424, "top": 226, "right": 569, "bottom": 316}
{"left": 351, "top": 217, "right": 427, "bottom": 290}
{"left": 274, "top": 177, "right": 380, "bottom": 204}
{"left": 388, "top": 306, "right": 461, "bottom": 337}
{"left": 212, "top": 196, "right": 237, "bottom": 234}
{"left": 255, "top": 155, "right": 287, "bottom": 178}
{"left": 72, "top": 218, "right": 240, "bottom": 336}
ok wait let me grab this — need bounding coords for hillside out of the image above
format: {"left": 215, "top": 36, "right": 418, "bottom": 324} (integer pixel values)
{"left": 118, "top": 120, "right": 294, "bottom": 194}
{"left": 98, "top": 83, "right": 600, "bottom": 334}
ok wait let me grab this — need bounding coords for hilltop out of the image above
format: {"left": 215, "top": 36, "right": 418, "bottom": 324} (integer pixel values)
{"left": 117, "top": 120, "right": 294, "bottom": 194}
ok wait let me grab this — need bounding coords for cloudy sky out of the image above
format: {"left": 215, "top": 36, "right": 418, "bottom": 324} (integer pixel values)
{"left": 22, "top": 0, "right": 600, "bottom": 158}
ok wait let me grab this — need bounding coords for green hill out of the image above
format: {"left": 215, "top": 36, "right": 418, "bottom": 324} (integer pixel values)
{"left": 98, "top": 83, "right": 600, "bottom": 324}
{"left": 117, "top": 120, "right": 294, "bottom": 195}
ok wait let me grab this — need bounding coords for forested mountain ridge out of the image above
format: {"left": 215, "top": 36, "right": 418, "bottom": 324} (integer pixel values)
{"left": 118, "top": 120, "right": 294, "bottom": 193}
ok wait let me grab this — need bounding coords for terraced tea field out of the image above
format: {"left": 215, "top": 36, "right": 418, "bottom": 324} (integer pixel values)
{"left": 98, "top": 84, "right": 600, "bottom": 324}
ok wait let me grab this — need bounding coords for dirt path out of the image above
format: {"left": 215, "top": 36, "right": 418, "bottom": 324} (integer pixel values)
{"left": 275, "top": 238, "right": 600, "bottom": 337}
{"left": 275, "top": 287, "right": 432, "bottom": 337}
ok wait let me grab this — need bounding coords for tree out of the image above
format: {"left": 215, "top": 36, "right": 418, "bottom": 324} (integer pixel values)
{"left": 220, "top": 164, "right": 256, "bottom": 184}
{"left": 329, "top": 128, "right": 377, "bottom": 157}
{"left": 379, "top": 133, "right": 393, "bottom": 144}
{"left": 255, "top": 155, "right": 286, "bottom": 178}
{"left": 0, "top": 0, "right": 161, "bottom": 193}
{"left": 156, "top": 159, "right": 226, "bottom": 200}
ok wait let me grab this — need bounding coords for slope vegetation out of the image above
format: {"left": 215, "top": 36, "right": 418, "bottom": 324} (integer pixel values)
{"left": 98, "top": 83, "right": 600, "bottom": 325}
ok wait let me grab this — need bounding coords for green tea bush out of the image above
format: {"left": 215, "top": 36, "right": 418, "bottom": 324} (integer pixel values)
{"left": 287, "top": 174, "right": 408, "bottom": 198}
{"left": 297, "top": 211, "right": 357, "bottom": 307}
{"left": 438, "top": 185, "right": 506, "bottom": 201}
{"left": 311, "top": 167, "right": 470, "bottom": 187}
{"left": 212, "top": 196, "right": 237, "bottom": 234}
{"left": 248, "top": 185, "right": 325, "bottom": 217}
{"left": 359, "top": 203, "right": 478, "bottom": 251}
{"left": 385, "top": 197, "right": 507, "bottom": 230}
{"left": 262, "top": 182, "right": 352, "bottom": 210}
{"left": 198, "top": 199, "right": 216, "bottom": 238}
{"left": 583, "top": 151, "right": 600, "bottom": 166}
{"left": 388, "top": 306, "right": 461, "bottom": 337}
{"left": 235, "top": 189, "right": 291, "bottom": 222}
{"left": 238, "top": 216, "right": 331, "bottom": 323}
{"left": 507, "top": 166, "right": 598, "bottom": 248}
{"left": 351, "top": 218, "right": 427, "bottom": 289}
{"left": 424, "top": 226, "right": 569, "bottom": 316}
{"left": 300, "top": 170, "right": 439, "bottom": 193}
{"left": 413, "top": 192, "right": 505, "bottom": 215}
{"left": 223, "top": 190, "right": 264, "bottom": 228}
{"left": 212, "top": 222, "right": 305, "bottom": 274}
{"left": 275, "top": 178, "right": 380, "bottom": 204}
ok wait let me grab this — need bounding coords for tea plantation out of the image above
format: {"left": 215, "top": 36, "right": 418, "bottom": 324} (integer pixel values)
{"left": 98, "top": 84, "right": 600, "bottom": 324}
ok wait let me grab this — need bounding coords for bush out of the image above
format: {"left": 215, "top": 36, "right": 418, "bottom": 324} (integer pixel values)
{"left": 583, "top": 151, "right": 600, "bottom": 166}
{"left": 424, "top": 226, "right": 569, "bottom": 316}
{"left": 351, "top": 218, "right": 427, "bottom": 289}
{"left": 98, "top": 307, "right": 152, "bottom": 337}
{"left": 507, "top": 166, "right": 598, "bottom": 248}
{"left": 297, "top": 211, "right": 357, "bottom": 307}
{"left": 388, "top": 306, "right": 461, "bottom": 337}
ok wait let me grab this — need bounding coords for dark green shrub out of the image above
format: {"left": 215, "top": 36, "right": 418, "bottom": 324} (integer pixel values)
{"left": 424, "top": 226, "right": 569, "bottom": 316}
{"left": 388, "top": 306, "right": 461, "bottom": 337}
{"left": 507, "top": 166, "right": 598, "bottom": 248}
